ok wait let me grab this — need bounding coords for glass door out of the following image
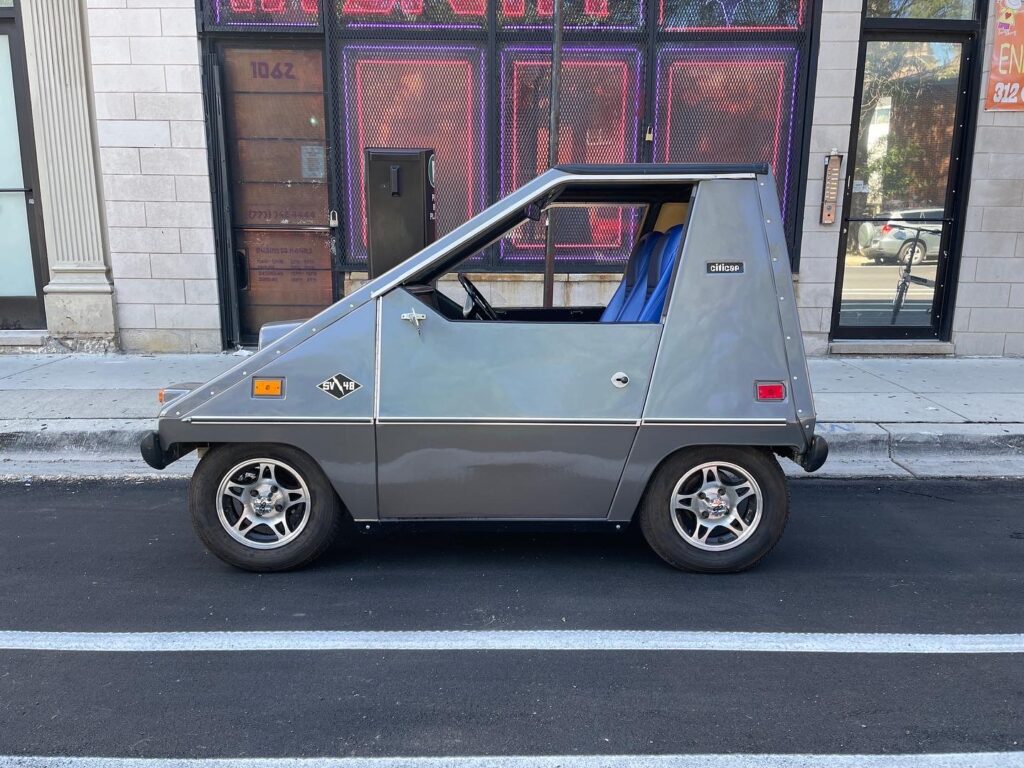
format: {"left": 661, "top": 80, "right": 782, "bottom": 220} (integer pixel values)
{"left": 831, "top": 30, "right": 979, "bottom": 338}
{"left": 0, "top": 16, "right": 46, "bottom": 330}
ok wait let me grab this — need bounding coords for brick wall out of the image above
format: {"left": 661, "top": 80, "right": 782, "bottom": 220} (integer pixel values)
{"left": 953, "top": 26, "right": 1024, "bottom": 357}
{"left": 87, "top": 0, "right": 220, "bottom": 352}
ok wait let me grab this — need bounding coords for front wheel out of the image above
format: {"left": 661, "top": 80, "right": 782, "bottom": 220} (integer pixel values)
{"left": 638, "top": 447, "right": 789, "bottom": 573}
{"left": 189, "top": 443, "right": 344, "bottom": 572}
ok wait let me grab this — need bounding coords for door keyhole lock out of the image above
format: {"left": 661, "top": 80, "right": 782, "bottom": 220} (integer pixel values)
{"left": 611, "top": 372, "right": 629, "bottom": 388}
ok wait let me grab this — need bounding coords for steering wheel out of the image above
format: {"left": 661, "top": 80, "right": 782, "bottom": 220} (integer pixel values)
{"left": 458, "top": 273, "right": 498, "bottom": 320}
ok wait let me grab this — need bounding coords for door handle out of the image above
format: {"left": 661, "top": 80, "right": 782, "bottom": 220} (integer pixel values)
{"left": 401, "top": 308, "right": 426, "bottom": 331}
{"left": 611, "top": 372, "right": 629, "bottom": 388}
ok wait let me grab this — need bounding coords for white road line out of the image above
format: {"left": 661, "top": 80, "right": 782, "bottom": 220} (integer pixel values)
{"left": 2, "top": 754, "right": 1024, "bottom": 768}
{"left": 0, "top": 630, "right": 1022, "bottom": 653}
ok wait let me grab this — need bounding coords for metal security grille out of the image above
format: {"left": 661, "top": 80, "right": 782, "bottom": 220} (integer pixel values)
{"left": 339, "top": 44, "right": 487, "bottom": 266}
{"left": 659, "top": 0, "right": 804, "bottom": 30}
{"left": 497, "top": 0, "right": 643, "bottom": 30}
{"left": 200, "top": 0, "right": 815, "bottom": 279}
{"left": 499, "top": 45, "right": 644, "bottom": 267}
{"left": 653, "top": 45, "right": 800, "bottom": 240}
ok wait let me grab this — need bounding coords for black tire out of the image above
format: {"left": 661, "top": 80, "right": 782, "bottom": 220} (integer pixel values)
{"left": 189, "top": 443, "right": 344, "bottom": 572}
{"left": 638, "top": 446, "right": 789, "bottom": 573}
{"left": 898, "top": 239, "right": 926, "bottom": 265}
{"left": 892, "top": 278, "right": 908, "bottom": 325}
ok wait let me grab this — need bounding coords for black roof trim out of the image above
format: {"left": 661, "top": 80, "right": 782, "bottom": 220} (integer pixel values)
{"left": 555, "top": 163, "right": 770, "bottom": 176}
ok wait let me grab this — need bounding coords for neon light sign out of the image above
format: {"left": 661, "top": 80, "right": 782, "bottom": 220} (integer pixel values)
{"left": 216, "top": 0, "right": 319, "bottom": 26}
{"left": 341, "top": 0, "right": 485, "bottom": 16}
{"left": 336, "top": 0, "right": 634, "bottom": 29}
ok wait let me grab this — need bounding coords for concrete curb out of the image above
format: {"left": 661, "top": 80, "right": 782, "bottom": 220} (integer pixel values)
{"left": 2, "top": 419, "right": 1023, "bottom": 479}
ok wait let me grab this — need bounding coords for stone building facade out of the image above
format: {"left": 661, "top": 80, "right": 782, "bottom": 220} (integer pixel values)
{"left": 0, "top": 0, "right": 1021, "bottom": 356}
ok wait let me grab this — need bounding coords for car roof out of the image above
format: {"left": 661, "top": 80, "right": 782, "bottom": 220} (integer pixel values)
{"left": 555, "top": 162, "right": 771, "bottom": 176}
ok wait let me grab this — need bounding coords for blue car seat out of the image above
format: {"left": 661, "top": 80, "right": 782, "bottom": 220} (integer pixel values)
{"left": 599, "top": 231, "right": 662, "bottom": 323}
{"left": 638, "top": 224, "right": 686, "bottom": 323}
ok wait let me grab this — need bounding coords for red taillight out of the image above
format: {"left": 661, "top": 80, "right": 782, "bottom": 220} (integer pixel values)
{"left": 756, "top": 382, "right": 786, "bottom": 401}
{"left": 880, "top": 224, "right": 892, "bottom": 235}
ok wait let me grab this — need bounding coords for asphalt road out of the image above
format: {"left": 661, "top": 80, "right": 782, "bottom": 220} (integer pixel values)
{"left": 0, "top": 478, "right": 1022, "bottom": 762}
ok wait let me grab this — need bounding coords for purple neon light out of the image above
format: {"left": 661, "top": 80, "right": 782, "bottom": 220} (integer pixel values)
{"left": 341, "top": 44, "right": 487, "bottom": 263}
{"left": 498, "top": 45, "right": 643, "bottom": 263}
{"left": 502, "top": 23, "right": 639, "bottom": 29}
{"left": 653, "top": 44, "right": 799, "bottom": 218}
{"left": 782, "top": 49, "right": 799, "bottom": 217}
{"left": 345, "top": 21, "right": 483, "bottom": 28}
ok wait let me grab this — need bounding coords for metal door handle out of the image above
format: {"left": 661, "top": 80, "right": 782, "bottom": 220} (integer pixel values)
{"left": 611, "top": 372, "right": 629, "bottom": 388}
{"left": 401, "top": 308, "right": 426, "bottom": 329}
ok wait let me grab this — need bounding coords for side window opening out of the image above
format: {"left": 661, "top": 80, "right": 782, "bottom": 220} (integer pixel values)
{"left": 412, "top": 199, "right": 689, "bottom": 324}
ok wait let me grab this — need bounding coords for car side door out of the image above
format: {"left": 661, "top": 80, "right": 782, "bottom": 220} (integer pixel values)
{"left": 374, "top": 288, "right": 662, "bottom": 519}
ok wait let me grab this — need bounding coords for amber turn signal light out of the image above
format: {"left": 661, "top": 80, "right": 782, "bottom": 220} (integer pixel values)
{"left": 157, "top": 388, "right": 166, "bottom": 404}
{"left": 252, "top": 377, "right": 284, "bottom": 397}
{"left": 756, "top": 382, "right": 786, "bottom": 401}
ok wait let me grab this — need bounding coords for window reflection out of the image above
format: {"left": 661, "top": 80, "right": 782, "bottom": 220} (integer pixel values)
{"left": 849, "top": 40, "right": 962, "bottom": 220}
{"left": 865, "top": 0, "right": 974, "bottom": 20}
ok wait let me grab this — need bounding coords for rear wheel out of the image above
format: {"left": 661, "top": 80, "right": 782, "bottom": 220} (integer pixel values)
{"left": 638, "top": 446, "right": 789, "bottom": 573}
{"left": 189, "top": 443, "right": 343, "bottom": 572}
{"left": 899, "top": 239, "right": 926, "bottom": 265}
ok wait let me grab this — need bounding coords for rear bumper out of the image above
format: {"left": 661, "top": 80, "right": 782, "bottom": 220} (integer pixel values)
{"left": 796, "top": 435, "right": 829, "bottom": 473}
{"left": 140, "top": 431, "right": 195, "bottom": 470}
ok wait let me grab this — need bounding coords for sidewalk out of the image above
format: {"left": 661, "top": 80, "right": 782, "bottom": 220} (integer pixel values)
{"left": 1, "top": 353, "right": 1023, "bottom": 478}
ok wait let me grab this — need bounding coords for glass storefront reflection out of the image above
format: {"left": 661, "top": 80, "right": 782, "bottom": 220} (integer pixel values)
{"left": 837, "top": 223, "right": 948, "bottom": 329}
{"left": 837, "top": 40, "right": 961, "bottom": 333}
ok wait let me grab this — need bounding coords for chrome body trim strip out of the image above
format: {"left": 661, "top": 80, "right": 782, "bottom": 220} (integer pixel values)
{"left": 376, "top": 418, "right": 641, "bottom": 426}
{"left": 186, "top": 416, "right": 374, "bottom": 425}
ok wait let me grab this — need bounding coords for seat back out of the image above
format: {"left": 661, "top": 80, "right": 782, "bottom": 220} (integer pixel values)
{"left": 599, "top": 231, "right": 661, "bottom": 322}
{"left": 638, "top": 224, "right": 686, "bottom": 323}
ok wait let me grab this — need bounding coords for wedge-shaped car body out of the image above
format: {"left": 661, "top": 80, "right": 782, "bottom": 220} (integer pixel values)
{"left": 142, "top": 164, "right": 828, "bottom": 573}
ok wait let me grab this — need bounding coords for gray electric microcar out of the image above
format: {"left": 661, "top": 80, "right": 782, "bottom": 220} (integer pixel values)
{"left": 141, "top": 164, "right": 828, "bottom": 573}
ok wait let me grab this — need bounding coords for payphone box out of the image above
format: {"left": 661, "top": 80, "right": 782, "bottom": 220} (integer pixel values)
{"left": 364, "top": 149, "right": 437, "bottom": 278}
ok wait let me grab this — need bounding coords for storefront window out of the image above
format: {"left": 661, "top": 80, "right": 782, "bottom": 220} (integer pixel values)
{"left": 0, "top": 34, "right": 35, "bottom": 300}
{"left": 865, "top": 0, "right": 974, "bottom": 21}
{"left": 340, "top": 44, "right": 487, "bottom": 265}
{"left": 202, "top": 0, "right": 816, "bottom": 345}
{"left": 654, "top": 45, "right": 800, "bottom": 227}
{"left": 660, "top": 0, "right": 803, "bottom": 30}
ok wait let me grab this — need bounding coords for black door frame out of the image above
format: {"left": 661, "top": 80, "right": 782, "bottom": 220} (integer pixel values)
{"left": 0, "top": 5, "right": 48, "bottom": 331}
{"left": 829, "top": 6, "right": 987, "bottom": 341}
{"left": 202, "top": 34, "right": 335, "bottom": 347}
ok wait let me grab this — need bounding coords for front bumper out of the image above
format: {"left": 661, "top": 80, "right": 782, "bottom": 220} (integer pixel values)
{"left": 140, "top": 431, "right": 195, "bottom": 470}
